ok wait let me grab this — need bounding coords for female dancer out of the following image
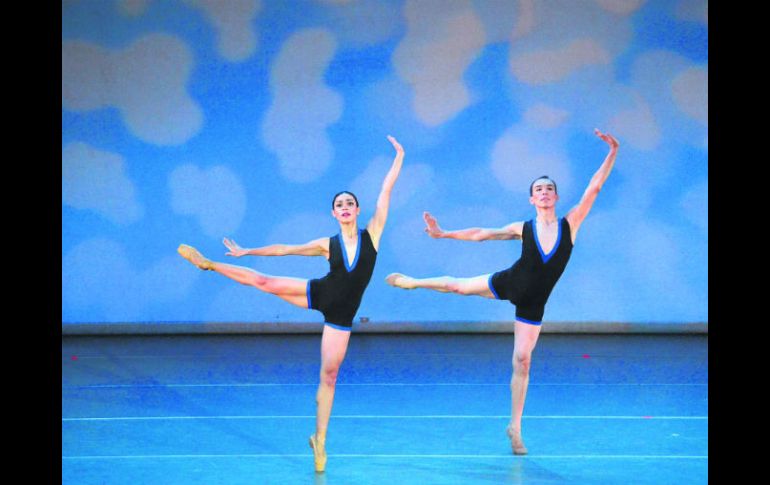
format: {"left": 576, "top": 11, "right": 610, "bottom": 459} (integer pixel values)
{"left": 178, "top": 135, "right": 405, "bottom": 473}
{"left": 386, "top": 129, "right": 619, "bottom": 455}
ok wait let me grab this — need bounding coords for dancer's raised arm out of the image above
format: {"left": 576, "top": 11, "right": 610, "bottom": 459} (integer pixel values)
{"left": 423, "top": 212, "right": 524, "bottom": 241}
{"left": 366, "top": 135, "right": 404, "bottom": 250}
{"left": 223, "top": 237, "right": 330, "bottom": 258}
{"left": 565, "top": 129, "right": 619, "bottom": 240}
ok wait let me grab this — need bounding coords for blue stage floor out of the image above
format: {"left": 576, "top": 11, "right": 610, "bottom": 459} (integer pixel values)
{"left": 62, "top": 333, "right": 708, "bottom": 484}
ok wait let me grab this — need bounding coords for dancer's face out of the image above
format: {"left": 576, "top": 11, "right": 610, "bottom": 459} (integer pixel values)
{"left": 332, "top": 193, "right": 360, "bottom": 224}
{"left": 529, "top": 179, "right": 558, "bottom": 207}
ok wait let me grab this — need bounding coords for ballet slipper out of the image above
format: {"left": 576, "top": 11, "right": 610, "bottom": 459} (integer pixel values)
{"left": 177, "top": 244, "right": 214, "bottom": 270}
{"left": 309, "top": 434, "right": 327, "bottom": 473}
{"left": 385, "top": 273, "right": 412, "bottom": 289}
{"left": 506, "top": 425, "right": 528, "bottom": 455}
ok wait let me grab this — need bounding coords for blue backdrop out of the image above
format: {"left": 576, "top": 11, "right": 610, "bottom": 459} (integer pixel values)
{"left": 62, "top": 0, "right": 708, "bottom": 325}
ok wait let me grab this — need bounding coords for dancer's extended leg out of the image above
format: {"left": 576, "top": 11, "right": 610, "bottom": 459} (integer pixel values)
{"left": 309, "top": 325, "right": 351, "bottom": 472}
{"left": 507, "top": 320, "right": 541, "bottom": 455}
{"left": 178, "top": 244, "right": 308, "bottom": 308}
{"left": 385, "top": 273, "right": 495, "bottom": 298}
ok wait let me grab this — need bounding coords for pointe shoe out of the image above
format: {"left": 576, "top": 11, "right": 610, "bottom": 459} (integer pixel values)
{"left": 385, "top": 273, "right": 411, "bottom": 289}
{"left": 309, "top": 434, "right": 327, "bottom": 473}
{"left": 177, "top": 244, "right": 214, "bottom": 270}
{"left": 506, "top": 425, "right": 528, "bottom": 455}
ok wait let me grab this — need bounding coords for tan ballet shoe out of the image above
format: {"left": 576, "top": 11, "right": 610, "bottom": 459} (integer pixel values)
{"left": 177, "top": 244, "right": 214, "bottom": 270}
{"left": 506, "top": 425, "right": 528, "bottom": 455}
{"left": 385, "top": 273, "right": 413, "bottom": 289}
{"left": 309, "top": 434, "right": 327, "bottom": 473}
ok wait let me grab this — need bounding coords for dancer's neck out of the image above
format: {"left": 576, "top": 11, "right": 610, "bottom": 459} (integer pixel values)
{"left": 339, "top": 222, "right": 359, "bottom": 239}
{"left": 535, "top": 207, "right": 558, "bottom": 225}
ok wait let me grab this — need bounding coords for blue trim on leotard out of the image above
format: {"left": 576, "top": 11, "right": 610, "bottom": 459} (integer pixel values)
{"left": 516, "top": 316, "right": 542, "bottom": 326}
{"left": 488, "top": 274, "right": 501, "bottom": 299}
{"left": 306, "top": 281, "right": 312, "bottom": 309}
{"left": 533, "top": 218, "right": 562, "bottom": 264}
{"left": 324, "top": 322, "right": 352, "bottom": 332}
{"left": 338, "top": 229, "right": 362, "bottom": 272}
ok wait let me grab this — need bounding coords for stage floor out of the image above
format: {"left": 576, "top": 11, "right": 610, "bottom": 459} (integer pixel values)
{"left": 62, "top": 333, "right": 708, "bottom": 484}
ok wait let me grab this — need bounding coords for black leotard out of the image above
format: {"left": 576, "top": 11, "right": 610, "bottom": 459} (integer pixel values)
{"left": 307, "top": 228, "right": 377, "bottom": 330}
{"left": 489, "top": 218, "right": 573, "bottom": 324}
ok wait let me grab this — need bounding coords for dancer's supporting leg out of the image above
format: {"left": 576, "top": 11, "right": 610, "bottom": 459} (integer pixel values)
{"left": 387, "top": 271, "right": 540, "bottom": 455}
{"left": 310, "top": 325, "right": 350, "bottom": 472}
{"left": 178, "top": 244, "right": 308, "bottom": 307}
{"left": 507, "top": 320, "right": 541, "bottom": 455}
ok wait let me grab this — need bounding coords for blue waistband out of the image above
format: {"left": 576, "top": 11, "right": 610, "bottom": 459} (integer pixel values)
{"left": 324, "top": 322, "right": 352, "bottom": 332}
{"left": 516, "top": 317, "right": 542, "bottom": 326}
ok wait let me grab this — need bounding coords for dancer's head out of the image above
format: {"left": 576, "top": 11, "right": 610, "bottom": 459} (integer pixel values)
{"left": 529, "top": 175, "right": 557, "bottom": 196}
{"left": 529, "top": 176, "right": 559, "bottom": 208}
{"left": 331, "top": 191, "right": 360, "bottom": 224}
{"left": 332, "top": 191, "right": 359, "bottom": 209}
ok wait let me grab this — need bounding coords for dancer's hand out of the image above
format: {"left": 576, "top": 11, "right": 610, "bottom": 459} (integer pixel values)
{"left": 387, "top": 135, "right": 404, "bottom": 155}
{"left": 594, "top": 129, "right": 619, "bottom": 149}
{"left": 423, "top": 212, "right": 444, "bottom": 238}
{"left": 223, "top": 238, "right": 248, "bottom": 257}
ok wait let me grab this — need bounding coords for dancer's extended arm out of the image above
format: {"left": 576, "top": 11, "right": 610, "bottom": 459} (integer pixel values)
{"left": 423, "top": 212, "right": 524, "bottom": 241}
{"left": 367, "top": 135, "right": 405, "bottom": 250}
{"left": 565, "top": 129, "right": 619, "bottom": 239}
{"left": 223, "top": 237, "right": 330, "bottom": 258}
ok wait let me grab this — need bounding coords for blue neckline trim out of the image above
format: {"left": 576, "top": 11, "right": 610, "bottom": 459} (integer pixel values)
{"left": 533, "top": 218, "right": 561, "bottom": 264}
{"left": 339, "top": 229, "right": 362, "bottom": 272}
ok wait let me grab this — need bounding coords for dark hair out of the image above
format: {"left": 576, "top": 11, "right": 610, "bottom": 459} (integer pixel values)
{"left": 332, "top": 191, "right": 359, "bottom": 208}
{"left": 529, "top": 175, "right": 557, "bottom": 196}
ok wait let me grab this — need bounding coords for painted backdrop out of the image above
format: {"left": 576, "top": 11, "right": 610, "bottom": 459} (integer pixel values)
{"left": 62, "top": 0, "right": 708, "bottom": 325}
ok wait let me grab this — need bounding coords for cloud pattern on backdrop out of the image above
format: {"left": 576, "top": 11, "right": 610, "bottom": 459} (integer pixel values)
{"left": 62, "top": 33, "right": 203, "bottom": 145}
{"left": 62, "top": 0, "right": 707, "bottom": 324}
{"left": 261, "top": 28, "right": 343, "bottom": 183}
{"left": 62, "top": 142, "right": 144, "bottom": 225}
{"left": 184, "top": 0, "right": 263, "bottom": 62}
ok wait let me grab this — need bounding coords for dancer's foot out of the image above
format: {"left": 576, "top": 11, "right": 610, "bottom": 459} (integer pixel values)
{"left": 177, "top": 244, "right": 214, "bottom": 270}
{"left": 309, "top": 434, "right": 327, "bottom": 473}
{"left": 506, "top": 425, "right": 528, "bottom": 455}
{"left": 385, "top": 273, "right": 416, "bottom": 289}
